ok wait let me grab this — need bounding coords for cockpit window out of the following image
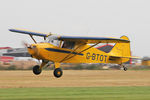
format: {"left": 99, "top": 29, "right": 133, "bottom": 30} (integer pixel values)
{"left": 46, "top": 35, "right": 60, "bottom": 47}
{"left": 46, "top": 35, "right": 75, "bottom": 49}
{"left": 49, "top": 40, "right": 60, "bottom": 47}
{"left": 62, "top": 41, "right": 75, "bottom": 49}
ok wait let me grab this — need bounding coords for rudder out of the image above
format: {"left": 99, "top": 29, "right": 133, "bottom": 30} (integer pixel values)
{"left": 109, "top": 36, "right": 131, "bottom": 64}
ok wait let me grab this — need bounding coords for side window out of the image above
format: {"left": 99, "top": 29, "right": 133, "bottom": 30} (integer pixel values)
{"left": 46, "top": 35, "right": 60, "bottom": 47}
{"left": 62, "top": 41, "right": 75, "bottom": 49}
{"left": 47, "top": 39, "right": 60, "bottom": 47}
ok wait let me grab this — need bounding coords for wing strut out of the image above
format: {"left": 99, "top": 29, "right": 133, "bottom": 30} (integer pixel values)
{"left": 60, "top": 42, "right": 100, "bottom": 63}
{"left": 59, "top": 43, "right": 86, "bottom": 63}
{"left": 78, "top": 42, "right": 100, "bottom": 54}
{"left": 29, "top": 35, "right": 37, "bottom": 44}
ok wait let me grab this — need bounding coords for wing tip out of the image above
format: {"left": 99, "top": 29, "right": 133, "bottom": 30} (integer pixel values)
{"left": 9, "top": 29, "right": 14, "bottom": 32}
{"left": 8, "top": 28, "right": 48, "bottom": 37}
{"left": 9, "top": 28, "right": 20, "bottom": 32}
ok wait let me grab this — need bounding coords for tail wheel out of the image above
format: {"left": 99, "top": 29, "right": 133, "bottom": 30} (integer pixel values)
{"left": 54, "top": 68, "right": 63, "bottom": 78}
{"left": 123, "top": 66, "right": 128, "bottom": 71}
{"left": 120, "top": 64, "right": 128, "bottom": 71}
{"left": 33, "top": 65, "right": 42, "bottom": 75}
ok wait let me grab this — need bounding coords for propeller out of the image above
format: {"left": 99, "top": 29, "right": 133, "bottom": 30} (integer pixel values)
{"left": 22, "top": 41, "right": 30, "bottom": 48}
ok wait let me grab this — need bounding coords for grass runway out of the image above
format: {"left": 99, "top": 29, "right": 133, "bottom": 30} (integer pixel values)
{"left": 0, "top": 87, "right": 150, "bottom": 100}
{"left": 0, "top": 70, "right": 150, "bottom": 100}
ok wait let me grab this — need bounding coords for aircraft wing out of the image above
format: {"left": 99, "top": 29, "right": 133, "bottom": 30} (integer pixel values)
{"left": 9, "top": 29, "right": 130, "bottom": 43}
{"left": 58, "top": 36, "right": 130, "bottom": 43}
{"left": 9, "top": 29, "right": 49, "bottom": 37}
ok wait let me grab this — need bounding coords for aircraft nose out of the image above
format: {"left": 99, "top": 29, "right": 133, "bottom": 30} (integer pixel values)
{"left": 27, "top": 44, "right": 37, "bottom": 49}
{"left": 27, "top": 45, "right": 38, "bottom": 56}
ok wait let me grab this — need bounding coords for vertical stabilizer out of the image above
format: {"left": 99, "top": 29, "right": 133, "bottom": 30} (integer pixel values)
{"left": 109, "top": 36, "right": 131, "bottom": 64}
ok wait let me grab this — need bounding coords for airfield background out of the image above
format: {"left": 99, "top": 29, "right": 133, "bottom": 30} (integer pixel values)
{"left": 1, "top": 0, "right": 150, "bottom": 100}
{"left": 0, "top": 46, "right": 147, "bottom": 70}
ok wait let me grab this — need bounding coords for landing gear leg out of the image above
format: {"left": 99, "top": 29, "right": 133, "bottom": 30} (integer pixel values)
{"left": 53, "top": 63, "right": 63, "bottom": 78}
{"left": 33, "top": 60, "right": 49, "bottom": 75}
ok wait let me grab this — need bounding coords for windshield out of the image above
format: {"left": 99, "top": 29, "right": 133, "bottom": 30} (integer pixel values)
{"left": 46, "top": 35, "right": 60, "bottom": 47}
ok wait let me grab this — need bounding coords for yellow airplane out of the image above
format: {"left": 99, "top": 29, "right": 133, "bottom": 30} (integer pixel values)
{"left": 9, "top": 29, "right": 134, "bottom": 78}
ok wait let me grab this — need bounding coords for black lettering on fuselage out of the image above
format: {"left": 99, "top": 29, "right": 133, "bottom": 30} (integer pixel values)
{"left": 104, "top": 55, "right": 107, "bottom": 62}
{"left": 92, "top": 53, "right": 96, "bottom": 60}
{"left": 86, "top": 52, "right": 90, "bottom": 59}
{"left": 100, "top": 55, "right": 103, "bottom": 61}
{"left": 96, "top": 54, "right": 100, "bottom": 61}
{"left": 86, "top": 52, "right": 108, "bottom": 63}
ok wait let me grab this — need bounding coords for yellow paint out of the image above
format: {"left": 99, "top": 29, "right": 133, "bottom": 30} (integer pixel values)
{"left": 27, "top": 36, "right": 132, "bottom": 68}
{"left": 142, "top": 60, "right": 150, "bottom": 66}
{"left": 54, "top": 62, "right": 60, "bottom": 69}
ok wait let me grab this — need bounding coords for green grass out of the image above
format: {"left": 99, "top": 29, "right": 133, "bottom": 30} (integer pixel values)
{"left": 0, "top": 87, "right": 150, "bottom": 100}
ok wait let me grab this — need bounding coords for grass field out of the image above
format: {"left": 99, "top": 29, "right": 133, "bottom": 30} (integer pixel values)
{"left": 0, "top": 70, "right": 150, "bottom": 88}
{"left": 0, "top": 87, "right": 150, "bottom": 100}
{"left": 0, "top": 70, "right": 150, "bottom": 100}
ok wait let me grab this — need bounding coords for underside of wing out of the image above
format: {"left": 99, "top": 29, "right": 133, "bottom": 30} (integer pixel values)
{"left": 58, "top": 36, "right": 130, "bottom": 43}
{"left": 9, "top": 29, "right": 49, "bottom": 37}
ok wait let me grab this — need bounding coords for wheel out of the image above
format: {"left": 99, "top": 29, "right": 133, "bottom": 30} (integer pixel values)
{"left": 33, "top": 65, "right": 42, "bottom": 75}
{"left": 123, "top": 66, "right": 128, "bottom": 71}
{"left": 53, "top": 68, "right": 63, "bottom": 78}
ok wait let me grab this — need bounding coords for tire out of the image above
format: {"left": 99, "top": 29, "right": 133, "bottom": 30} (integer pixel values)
{"left": 123, "top": 67, "right": 128, "bottom": 71}
{"left": 53, "top": 68, "right": 63, "bottom": 78}
{"left": 33, "top": 65, "right": 42, "bottom": 75}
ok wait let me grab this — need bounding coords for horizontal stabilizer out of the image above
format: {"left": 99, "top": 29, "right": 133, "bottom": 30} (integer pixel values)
{"left": 110, "top": 55, "right": 140, "bottom": 59}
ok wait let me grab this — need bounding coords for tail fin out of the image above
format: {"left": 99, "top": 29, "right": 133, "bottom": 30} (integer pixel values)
{"left": 109, "top": 36, "right": 131, "bottom": 64}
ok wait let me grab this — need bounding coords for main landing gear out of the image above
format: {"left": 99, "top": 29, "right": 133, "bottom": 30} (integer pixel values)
{"left": 33, "top": 65, "right": 42, "bottom": 75}
{"left": 54, "top": 68, "right": 63, "bottom": 78}
{"left": 32, "top": 61, "right": 63, "bottom": 78}
{"left": 53, "top": 62, "right": 63, "bottom": 78}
